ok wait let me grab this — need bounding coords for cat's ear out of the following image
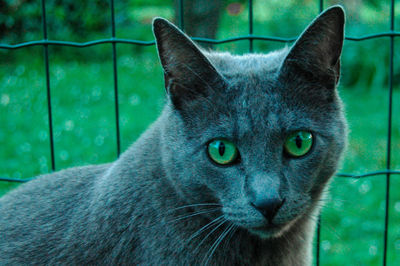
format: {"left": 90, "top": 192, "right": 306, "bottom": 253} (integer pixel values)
{"left": 152, "top": 17, "right": 224, "bottom": 110}
{"left": 281, "top": 6, "right": 345, "bottom": 85}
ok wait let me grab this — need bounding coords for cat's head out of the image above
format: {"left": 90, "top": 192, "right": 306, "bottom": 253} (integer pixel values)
{"left": 153, "top": 6, "right": 347, "bottom": 239}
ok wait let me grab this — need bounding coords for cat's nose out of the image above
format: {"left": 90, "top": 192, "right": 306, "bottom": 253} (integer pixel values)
{"left": 251, "top": 198, "right": 285, "bottom": 223}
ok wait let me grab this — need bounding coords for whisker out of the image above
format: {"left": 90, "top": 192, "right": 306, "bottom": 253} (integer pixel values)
{"left": 187, "top": 215, "right": 225, "bottom": 243}
{"left": 203, "top": 223, "right": 235, "bottom": 266}
{"left": 303, "top": 212, "right": 319, "bottom": 224}
{"left": 222, "top": 224, "right": 238, "bottom": 251}
{"left": 168, "top": 208, "right": 220, "bottom": 224}
{"left": 316, "top": 220, "right": 342, "bottom": 241}
{"left": 193, "top": 219, "right": 227, "bottom": 254}
{"left": 300, "top": 212, "right": 342, "bottom": 242}
{"left": 168, "top": 203, "right": 222, "bottom": 213}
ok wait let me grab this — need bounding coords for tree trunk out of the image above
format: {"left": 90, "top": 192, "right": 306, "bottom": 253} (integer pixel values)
{"left": 174, "top": 0, "right": 223, "bottom": 49}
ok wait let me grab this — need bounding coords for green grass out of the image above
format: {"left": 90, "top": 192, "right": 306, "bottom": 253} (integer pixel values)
{"left": 1, "top": 45, "right": 399, "bottom": 265}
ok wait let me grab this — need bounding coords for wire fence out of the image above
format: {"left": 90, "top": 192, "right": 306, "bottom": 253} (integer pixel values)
{"left": 0, "top": 0, "right": 398, "bottom": 265}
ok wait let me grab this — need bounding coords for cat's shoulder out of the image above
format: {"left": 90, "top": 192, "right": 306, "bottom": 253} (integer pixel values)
{"left": 0, "top": 163, "right": 110, "bottom": 207}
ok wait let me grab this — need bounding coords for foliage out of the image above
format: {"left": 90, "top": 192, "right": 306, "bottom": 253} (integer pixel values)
{"left": 1, "top": 0, "right": 400, "bottom": 264}
{"left": 0, "top": 0, "right": 111, "bottom": 43}
{"left": 1, "top": 0, "right": 398, "bottom": 89}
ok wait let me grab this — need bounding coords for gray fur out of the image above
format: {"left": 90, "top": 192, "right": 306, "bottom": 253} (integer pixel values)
{"left": 0, "top": 6, "right": 347, "bottom": 265}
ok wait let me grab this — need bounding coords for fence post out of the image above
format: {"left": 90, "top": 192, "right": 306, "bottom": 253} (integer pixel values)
{"left": 383, "top": 0, "right": 395, "bottom": 265}
{"left": 110, "top": 0, "right": 121, "bottom": 157}
{"left": 248, "top": 0, "right": 253, "bottom": 53}
{"left": 41, "top": 0, "right": 56, "bottom": 171}
{"left": 178, "top": 0, "right": 185, "bottom": 31}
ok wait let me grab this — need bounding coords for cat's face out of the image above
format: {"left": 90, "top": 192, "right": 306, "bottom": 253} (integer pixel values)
{"left": 153, "top": 6, "right": 347, "bottom": 239}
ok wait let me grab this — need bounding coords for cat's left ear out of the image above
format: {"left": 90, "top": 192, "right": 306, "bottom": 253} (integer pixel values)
{"left": 152, "top": 17, "right": 224, "bottom": 110}
{"left": 281, "top": 5, "right": 345, "bottom": 85}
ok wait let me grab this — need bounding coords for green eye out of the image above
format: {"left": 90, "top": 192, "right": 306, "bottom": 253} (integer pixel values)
{"left": 284, "top": 131, "right": 313, "bottom": 157}
{"left": 207, "top": 139, "right": 239, "bottom": 165}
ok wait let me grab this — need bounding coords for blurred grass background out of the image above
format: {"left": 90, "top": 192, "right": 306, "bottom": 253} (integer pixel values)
{"left": 0, "top": 0, "right": 399, "bottom": 265}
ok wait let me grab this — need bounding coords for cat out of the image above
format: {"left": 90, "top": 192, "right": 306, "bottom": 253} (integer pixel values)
{"left": 0, "top": 5, "right": 347, "bottom": 266}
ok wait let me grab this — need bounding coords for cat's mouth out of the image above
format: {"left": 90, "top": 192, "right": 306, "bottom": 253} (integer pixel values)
{"left": 248, "top": 223, "right": 288, "bottom": 239}
{"left": 223, "top": 205, "right": 304, "bottom": 239}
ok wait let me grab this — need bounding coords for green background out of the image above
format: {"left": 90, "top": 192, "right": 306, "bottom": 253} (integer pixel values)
{"left": 1, "top": 0, "right": 399, "bottom": 265}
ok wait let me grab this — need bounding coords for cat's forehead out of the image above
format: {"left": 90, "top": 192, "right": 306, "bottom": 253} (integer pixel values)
{"left": 204, "top": 49, "right": 292, "bottom": 125}
{"left": 204, "top": 48, "right": 288, "bottom": 77}
{"left": 197, "top": 50, "right": 338, "bottom": 140}
{"left": 205, "top": 49, "right": 290, "bottom": 106}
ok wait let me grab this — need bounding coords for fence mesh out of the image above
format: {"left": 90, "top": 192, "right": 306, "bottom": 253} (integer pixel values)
{"left": 0, "top": 0, "right": 399, "bottom": 265}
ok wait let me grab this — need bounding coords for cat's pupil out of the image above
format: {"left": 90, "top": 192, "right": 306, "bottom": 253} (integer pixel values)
{"left": 218, "top": 142, "right": 225, "bottom": 156}
{"left": 295, "top": 135, "right": 302, "bottom": 148}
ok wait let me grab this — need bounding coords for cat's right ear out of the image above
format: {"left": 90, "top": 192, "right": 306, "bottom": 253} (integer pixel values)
{"left": 152, "top": 18, "right": 224, "bottom": 110}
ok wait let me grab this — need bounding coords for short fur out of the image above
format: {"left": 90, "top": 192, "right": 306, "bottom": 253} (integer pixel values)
{"left": 0, "top": 6, "right": 347, "bottom": 265}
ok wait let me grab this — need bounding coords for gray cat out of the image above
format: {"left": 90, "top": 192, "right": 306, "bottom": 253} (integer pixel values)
{"left": 0, "top": 6, "right": 347, "bottom": 266}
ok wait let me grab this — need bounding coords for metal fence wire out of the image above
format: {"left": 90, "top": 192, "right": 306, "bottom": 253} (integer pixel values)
{"left": 0, "top": 0, "right": 399, "bottom": 265}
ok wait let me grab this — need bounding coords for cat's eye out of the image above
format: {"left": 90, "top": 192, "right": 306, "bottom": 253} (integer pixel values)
{"left": 207, "top": 139, "right": 239, "bottom": 165}
{"left": 284, "top": 131, "right": 313, "bottom": 157}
